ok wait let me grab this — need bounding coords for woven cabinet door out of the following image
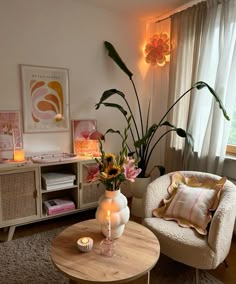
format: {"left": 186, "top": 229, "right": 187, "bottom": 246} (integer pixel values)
{"left": 79, "top": 183, "right": 105, "bottom": 209}
{"left": 0, "top": 168, "right": 40, "bottom": 226}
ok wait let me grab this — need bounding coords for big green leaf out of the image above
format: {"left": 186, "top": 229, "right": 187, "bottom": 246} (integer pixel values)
{"left": 105, "top": 128, "right": 122, "bottom": 136}
{"left": 97, "top": 102, "right": 128, "bottom": 116}
{"left": 194, "top": 81, "right": 230, "bottom": 121}
{"left": 95, "top": 89, "right": 125, "bottom": 109}
{"left": 104, "top": 41, "right": 133, "bottom": 80}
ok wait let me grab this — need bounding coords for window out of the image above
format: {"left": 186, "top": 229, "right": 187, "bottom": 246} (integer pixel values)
{"left": 227, "top": 104, "right": 236, "bottom": 155}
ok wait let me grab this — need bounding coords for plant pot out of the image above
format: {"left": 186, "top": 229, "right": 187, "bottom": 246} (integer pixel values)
{"left": 95, "top": 189, "right": 130, "bottom": 239}
{"left": 130, "top": 177, "right": 152, "bottom": 217}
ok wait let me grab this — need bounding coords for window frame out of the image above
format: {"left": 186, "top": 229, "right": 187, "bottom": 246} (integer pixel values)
{"left": 226, "top": 145, "right": 236, "bottom": 155}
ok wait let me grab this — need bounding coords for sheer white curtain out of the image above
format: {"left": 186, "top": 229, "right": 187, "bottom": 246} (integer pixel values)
{"left": 165, "top": 2, "right": 207, "bottom": 172}
{"left": 165, "top": 0, "right": 236, "bottom": 174}
{"left": 186, "top": 0, "right": 236, "bottom": 174}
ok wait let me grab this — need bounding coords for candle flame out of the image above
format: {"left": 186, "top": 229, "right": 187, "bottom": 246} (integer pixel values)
{"left": 81, "top": 237, "right": 89, "bottom": 244}
{"left": 107, "top": 210, "right": 110, "bottom": 217}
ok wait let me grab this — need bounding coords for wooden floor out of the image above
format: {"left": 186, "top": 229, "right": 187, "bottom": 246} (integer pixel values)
{"left": 3, "top": 211, "right": 236, "bottom": 284}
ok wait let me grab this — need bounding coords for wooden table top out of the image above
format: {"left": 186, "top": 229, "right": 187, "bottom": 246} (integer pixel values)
{"left": 51, "top": 219, "right": 160, "bottom": 284}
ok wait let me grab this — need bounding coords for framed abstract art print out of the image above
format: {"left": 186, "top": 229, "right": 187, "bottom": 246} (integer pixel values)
{"left": 20, "top": 64, "right": 70, "bottom": 133}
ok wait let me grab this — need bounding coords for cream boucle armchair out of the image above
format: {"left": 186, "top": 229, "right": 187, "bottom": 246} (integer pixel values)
{"left": 143, "top": 171, "right": 236, "bottom": 282}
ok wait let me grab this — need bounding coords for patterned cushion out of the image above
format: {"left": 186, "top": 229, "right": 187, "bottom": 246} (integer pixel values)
{"left": 152, "top": 172, "right": 226, "bottom": 235}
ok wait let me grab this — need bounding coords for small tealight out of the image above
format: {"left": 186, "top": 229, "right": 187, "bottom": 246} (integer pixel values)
{"left": 77, "top": 237, "right": 93, "bottom": 252}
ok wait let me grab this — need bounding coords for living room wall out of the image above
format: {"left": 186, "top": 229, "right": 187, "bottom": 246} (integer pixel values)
{"left": 0, "top": 0, "right": 154, "bottom": 159}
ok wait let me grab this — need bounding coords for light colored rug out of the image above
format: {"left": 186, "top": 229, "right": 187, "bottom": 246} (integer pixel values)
{"left": 0, "top": 226, "right": 223, "bottom": 284}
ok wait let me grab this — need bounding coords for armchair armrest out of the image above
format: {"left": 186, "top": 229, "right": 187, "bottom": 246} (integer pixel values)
{"left": 143, "top": 174, "right": 172, "bottom": 218}
{"left": 208, "top": 182, "right": 236, "bottom": 265}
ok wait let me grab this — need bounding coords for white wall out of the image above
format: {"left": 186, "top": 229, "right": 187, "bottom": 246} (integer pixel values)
{"left": 0, "top": 0, "right": 151, "bottom": 158}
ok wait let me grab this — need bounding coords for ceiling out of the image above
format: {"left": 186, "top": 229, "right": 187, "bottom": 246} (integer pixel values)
{"left": 84, "top": 0, "right": 194, "bottom": 20}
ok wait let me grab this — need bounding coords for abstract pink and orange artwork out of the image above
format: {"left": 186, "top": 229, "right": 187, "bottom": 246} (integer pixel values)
{"left": 20, "top": 65, "right": 69, "bottom": 133}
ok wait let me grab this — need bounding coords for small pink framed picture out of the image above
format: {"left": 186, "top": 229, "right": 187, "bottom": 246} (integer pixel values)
{"left": 72, "top": 119, "right": 100, "bottom": 157}
{"left": 0, "top": 110, "right": 23, "bottom": 151}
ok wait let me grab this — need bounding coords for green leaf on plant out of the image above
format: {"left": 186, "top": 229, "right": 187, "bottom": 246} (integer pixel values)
{"left": 176, "top": 128, "right": 187, "bottom": 137}
{"left": 95, "top": 89, "right": 125, "bottom": 109}
{"left": 104, "top": 41, "right": 133, "bottom": 80}
{"left": 98, "top": 102, "right": 128, "bottom": 116}
{"left": 194, "top": 81, "right": 230, "bottom": 121}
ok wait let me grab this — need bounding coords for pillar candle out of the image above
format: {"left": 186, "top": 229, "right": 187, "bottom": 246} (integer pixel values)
{"left": 106, "top": 210, "right": 111, "bottom": 239}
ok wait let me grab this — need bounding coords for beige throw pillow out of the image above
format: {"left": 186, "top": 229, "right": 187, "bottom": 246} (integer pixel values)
{"left": 152, "top": 172, "right": 226, "bottom": 235}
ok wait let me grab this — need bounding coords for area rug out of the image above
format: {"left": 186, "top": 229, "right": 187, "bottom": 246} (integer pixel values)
{"left": 0, "top": 226, "right": 223, "bottom": 284}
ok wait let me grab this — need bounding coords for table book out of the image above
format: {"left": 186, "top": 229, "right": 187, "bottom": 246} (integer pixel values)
{"left": 43, "top": 198, "right": 75, "bottom": 215}
{"left": 42, "top": 172, "right": 76, "bottom": 190}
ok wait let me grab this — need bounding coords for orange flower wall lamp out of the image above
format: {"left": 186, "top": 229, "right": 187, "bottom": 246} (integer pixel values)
{"left": 144, "top": 32, "right": 170, "bottom": 67}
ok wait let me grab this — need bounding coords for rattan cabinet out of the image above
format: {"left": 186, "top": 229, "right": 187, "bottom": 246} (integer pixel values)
{"left": 79, "top": 159, "right": 105, "bottom": 209}
{"left": 0, "top": 158, "right": 104, "bottom": 241}
{"left": 0, "top": 165, "right": 40, "bottom": 240}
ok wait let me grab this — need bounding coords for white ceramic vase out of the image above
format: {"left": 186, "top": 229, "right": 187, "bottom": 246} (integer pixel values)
{"left": 130, "top": 177, "right": 152, "bottom": 217}
{"left": 95, "top": 189, "right": 130, "bottom": 239}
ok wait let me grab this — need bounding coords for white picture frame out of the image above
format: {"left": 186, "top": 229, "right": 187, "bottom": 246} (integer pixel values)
{"left": 20, "top": 64, "right": 70, "bottom": 133}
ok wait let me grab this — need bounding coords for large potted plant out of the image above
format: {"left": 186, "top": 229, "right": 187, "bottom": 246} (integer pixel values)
{"left": 95, "top": 41, "right": 229, "bottom": 217}
{"left": 96, "top": 41, "right": 229, "bottom": 178}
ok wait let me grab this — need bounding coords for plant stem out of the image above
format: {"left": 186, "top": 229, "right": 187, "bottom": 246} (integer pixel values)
{"left": 130, "top": 78, "right": 144, "bottom": 138}
{"left": 130, "top": 78, "right": 144, "bottom": 160}
{"left": 145, "top": 129, "right": 175, "bottom": 172}
{"left": 158, "top": 86, "right": 195, "bottom": 126}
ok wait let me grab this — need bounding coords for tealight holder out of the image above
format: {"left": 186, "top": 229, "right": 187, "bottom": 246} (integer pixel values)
{"left": 100, "top": 238, "right": 116, "bottom": 257}
{"left": 77, "top": 237, "right": 93, "bottom": 252}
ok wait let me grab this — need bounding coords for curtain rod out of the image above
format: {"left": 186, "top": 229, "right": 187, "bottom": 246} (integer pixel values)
{"left": 154, "top": 0, "right": 206, "bottom": 23}
{"left": 155, "top": 0, "right": 223, "bottom": 23}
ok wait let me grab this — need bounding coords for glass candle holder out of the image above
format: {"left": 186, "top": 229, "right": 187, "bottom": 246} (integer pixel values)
{"left": 13, "top": 149, "right": 25, "bottom": 162}
{"left": 100, "top": 238, "right": 116, "bottom": 257}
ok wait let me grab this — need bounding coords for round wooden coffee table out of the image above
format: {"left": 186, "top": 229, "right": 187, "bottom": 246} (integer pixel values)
{"left": 51, "top": 219, "right": 160, "bottom": 284}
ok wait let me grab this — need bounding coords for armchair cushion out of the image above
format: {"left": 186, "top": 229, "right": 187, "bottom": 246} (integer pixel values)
{"left": 152, "top": 172, "right": 226, "bottom": 235}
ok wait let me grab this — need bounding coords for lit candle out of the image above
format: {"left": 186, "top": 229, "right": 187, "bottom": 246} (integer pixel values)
{"left": 77, "top": 237, "right": 93, "bottom": 252}
{"left": 13, "top": 149, "right": 25, "bottom": 162}
{"left": 106, "top": 210, "right": 111, "bottom": 240}
{"left": 81, "top": 237, "right": 89, "bottom": 244}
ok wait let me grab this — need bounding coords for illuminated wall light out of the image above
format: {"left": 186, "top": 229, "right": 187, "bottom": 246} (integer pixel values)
{"left": 144, "top": 32, "right": 171, "bottom": 67}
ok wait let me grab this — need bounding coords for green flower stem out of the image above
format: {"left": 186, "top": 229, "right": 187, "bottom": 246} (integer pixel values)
{"left": 117, "top": 132, "right": 132, "bottom": 154}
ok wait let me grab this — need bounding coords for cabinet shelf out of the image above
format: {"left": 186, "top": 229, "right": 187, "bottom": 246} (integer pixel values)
{"left": 41, "top": 185, "right": 78, "bottom": 193}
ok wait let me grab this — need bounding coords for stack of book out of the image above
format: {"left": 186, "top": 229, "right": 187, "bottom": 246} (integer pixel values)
{"left": 41, "top": 172, "right": 76, "bottom": 190}
{"left": 43, "top": 198, "right": 75, "bottom": 215}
